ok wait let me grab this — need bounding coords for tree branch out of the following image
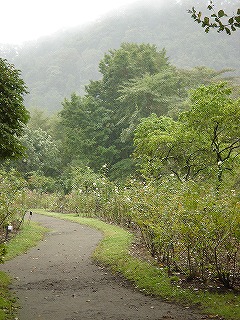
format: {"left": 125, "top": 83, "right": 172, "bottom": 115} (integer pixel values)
{"left": 188, "top": 1, "right": 240, "bottom": 35}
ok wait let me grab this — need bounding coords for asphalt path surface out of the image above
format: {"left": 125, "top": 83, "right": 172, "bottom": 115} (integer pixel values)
{"left": 1, "top": 213, "right": 206, "bottom": 320}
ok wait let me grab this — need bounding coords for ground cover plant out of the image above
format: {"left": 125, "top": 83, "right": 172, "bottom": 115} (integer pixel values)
{"left": 0, "top": 271, "right": 14, "bottom": 320}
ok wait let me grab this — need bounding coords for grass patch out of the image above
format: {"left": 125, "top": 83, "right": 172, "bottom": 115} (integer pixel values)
{"left": 0, "top": 271, "right": 15, "bottom": 320}
{"left": 4, "top": 221, "right": 48, "bottom": 261}
{"left": 0, "top": 221, "right": 48, "bottom": 319}
{"left": 32, "top": 209, "right": 240, "bottom": 319}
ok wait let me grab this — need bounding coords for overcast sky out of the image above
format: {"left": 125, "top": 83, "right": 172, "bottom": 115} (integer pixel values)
{"left": 0, "top": 0, "right": 141, "bottom": 44}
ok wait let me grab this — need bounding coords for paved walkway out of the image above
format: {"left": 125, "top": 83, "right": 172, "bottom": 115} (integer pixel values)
{"left": 1, "top": 213, "right": 205, "bottom": 320}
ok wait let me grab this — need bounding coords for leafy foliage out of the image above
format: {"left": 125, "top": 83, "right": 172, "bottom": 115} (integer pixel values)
{"left": 59, "top": 94, "right": 114, "bottom": 170}
{"left": 17, "top": 127, "right": 61, "bottom": 177}
{"left": 0, "top": 169, "right": 27, "bottom": 266}
{"left": 182, "top": 82, "right": 240, "bottom": 186}
{"left": 30, "top": 176, "right": 240, "bottom": 290}
{"left": 134, "top": 83, "right": 240, "bottom": 185}
{"left": 59, "top": 44, "right": 232, "bottom": 180}
{"left": 189, "top": 1, "right": 240, "bottom": 35}
{"left": 0, "top": 58, "right": 29, "bottom": 160}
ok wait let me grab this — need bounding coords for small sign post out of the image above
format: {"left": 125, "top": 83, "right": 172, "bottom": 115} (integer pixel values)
{"left": 5, "top": 224, "right": 13, "bottom": 240}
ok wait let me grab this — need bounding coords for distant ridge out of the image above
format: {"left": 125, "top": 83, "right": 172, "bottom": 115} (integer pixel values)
{"left": 1, "top": 0, "right": 239, "bottom": 112}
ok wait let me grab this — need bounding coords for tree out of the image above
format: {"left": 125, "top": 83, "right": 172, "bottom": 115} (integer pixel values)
{"left": 118, "top": 65, "right": 232, "bottom": 162}
{"left": 84, "top": 43, "right": 185, "bottom": 174}
{"left": 60, "top": 43, "right": 235, "bottom": 180}
{"left": 134, "top": 83, "right": 240, "bottom": 187}
{"left": 117, "top": 65, "right": 229, "bottom": 121}
{"left": 60, "top": 44, "right": 170, "bottom": 175}
{"left": 27, "top": 107, "right": 53, "bottom": 133}
{"left": 118, "top": 67, "right": 186, "bottom": 119}
{"left": 133, "top": 114, "right": 181, "bottom": 180}
{"left": 188, "top": 0, "right": 240, "bottom": 35}
{"left": 59, "top": 94, "right": 115, "bottom": 171}
{"left": 182, "top": 82, "right": 240, "bottom": 187}
{"left": 0, "top": 58, "right": 29, "bottom": 160}
{"left": 11, "top": 127, "right": 61, "bottom": 178}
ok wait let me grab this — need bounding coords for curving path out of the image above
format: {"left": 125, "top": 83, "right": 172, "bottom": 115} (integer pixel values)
{"left": 1, "top": 213, "right": 206, "bottom": 320}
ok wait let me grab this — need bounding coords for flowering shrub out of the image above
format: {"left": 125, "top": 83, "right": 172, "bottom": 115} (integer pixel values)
{"left": 0, "top": 170, "right": 27, "bottom": 232}
{"left": 0, "top": 169, "right": 28, "bottom": 262}
{"left": 31, "top": 176, "right": 239, "bottom": 289}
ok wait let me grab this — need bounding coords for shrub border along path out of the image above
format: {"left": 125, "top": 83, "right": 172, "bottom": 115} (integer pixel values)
{"left": 0, "top": 209, "right": 239, "bottom": 320}
{"left": 32, "top": 209, "right": 239, "bottom": 320}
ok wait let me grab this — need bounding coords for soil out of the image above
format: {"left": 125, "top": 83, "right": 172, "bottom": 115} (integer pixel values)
{"left": 1, "top": 213, "right": 214, "bottom": 320}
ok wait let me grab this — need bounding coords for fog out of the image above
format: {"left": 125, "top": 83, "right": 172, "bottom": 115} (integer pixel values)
{"left": 0, "top": 0, "right": 164, "bottom": 44}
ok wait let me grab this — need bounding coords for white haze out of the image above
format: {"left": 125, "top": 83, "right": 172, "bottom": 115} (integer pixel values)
{"left": 0, "top": 0, "right": 145, "bottom": 44}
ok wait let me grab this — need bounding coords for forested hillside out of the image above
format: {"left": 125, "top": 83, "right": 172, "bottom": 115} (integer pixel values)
{"left": 0, "top": 0, "right": 239, "bottom": 112}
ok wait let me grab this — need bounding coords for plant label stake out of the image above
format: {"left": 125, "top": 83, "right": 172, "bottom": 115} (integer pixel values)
{"left": 5, "top": 225, "right": 13, "bottom": 240}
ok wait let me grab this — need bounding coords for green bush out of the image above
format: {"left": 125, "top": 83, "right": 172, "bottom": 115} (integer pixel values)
{"left": 0, "top": 169, "right": 27, "bottom": 232}
{"left": 31, "top": 177, "right": 239, "bottom": 289}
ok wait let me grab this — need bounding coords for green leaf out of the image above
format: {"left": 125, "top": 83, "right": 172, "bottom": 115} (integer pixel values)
{"left": 235, "top": 16, "right": 240, "bottom": 23}
{"left": 205, "top": 27, "right": 210, "bottom": 33}
{"left": 203, "top": 17, "right": 210, "bottom": 26}
{"left": 225, "top": 27, "right": 231, "bottom": 35}
{"left": 218, "top": 10, "right": 225, "bottom": 18}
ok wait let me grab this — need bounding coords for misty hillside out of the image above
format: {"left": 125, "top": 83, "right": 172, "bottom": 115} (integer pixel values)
{"left": 1, "top": 0, "right": 239, "bottom": 113}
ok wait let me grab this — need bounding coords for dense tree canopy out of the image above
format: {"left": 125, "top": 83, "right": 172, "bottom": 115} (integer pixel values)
{"left": 16, "top": 127, "right": 61, "bottom": 177}
{"left": 0, "top": 58, "right": 29, "bottom": 160}
{"left": 59, "top": 44, "right": 171, "bottom": 176}
{"left": 134, "top": 82, "right": 240, "bottom": 186}
{"left": 59, "top": 94, "right": 114, "bottom": 170}
{"left": 58, "top": 43, "right": 235, "bottom": 180}
{"left": 182, "top": 82, "right": 240, "bottom": 185}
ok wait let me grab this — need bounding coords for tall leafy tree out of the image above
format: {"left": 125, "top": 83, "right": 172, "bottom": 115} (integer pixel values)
{"left": 117, "top": 65, "right": 232, "bottom": 154}
{"left": 134, "top": 82, "right": 240, "bottom": 186}
{"left": 86, "top": 43, "right": 170, "bottom": 114}
{"left": 85, "top": 44, "right": 172, "bottom": 167}
{"left": 182, "top": 82, "right": 240, "bottom": 186}
{"left": 60, "top": 43, "right": 235, "bottom": 180}
{"left": 16, "top": 127, "right": 61, "bottom": 177}
{"left": 0, "top": 58, "right": 29, "bottom": 160}
{"left": 59, "top": 94, "right": 114, "bottom": 170}
{"left": 60, "top": 44, "right": 170, "bottom": 174}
